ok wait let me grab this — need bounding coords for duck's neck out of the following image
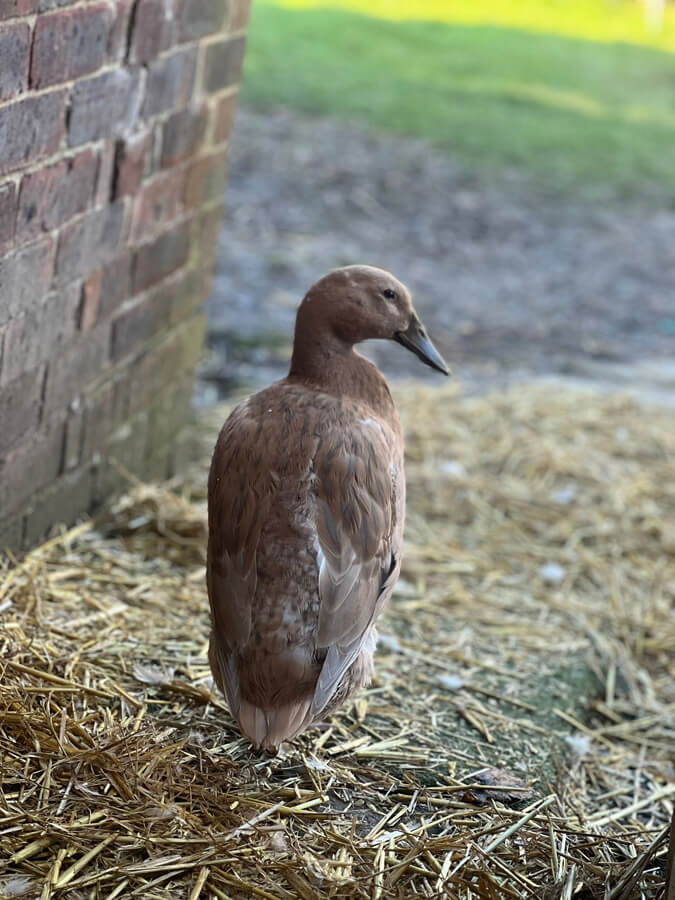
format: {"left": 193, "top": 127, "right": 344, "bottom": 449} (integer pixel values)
{"left": 289, "top": 331, "right": 396, "bottom": 419}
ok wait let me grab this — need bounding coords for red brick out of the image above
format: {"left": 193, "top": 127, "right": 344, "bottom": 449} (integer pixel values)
{"left": 0, "top": 237, "right": 54, "bottom": 323}
{"left": 56, "top": 202, "right": 126, "bottom": 285}
{"left": 24, "top": 466, "right": 94, "bottom": 545}
{"left": 69, "top": 68, "right": 142, "bottom": 146}
{"left": 0, "top": 421, "right": 65, "bottom": 518}
{"left": 0, "top": 22, "right": 30, "bottom": 100}
{"left": 98, "top": 252, "right": 133, "bottom": 320}
{"left": 128, "top": 0, "right": 175, "bottom": 64}
{"left": 113, "top": 131, "right": 152, "bottom": 199}
{"left": 31, "top": 5, "right": 113, "bottom": 89}
{"left": 17, "top": 150, "right": 97, "bottom": 240}
{"left": 213, "top": 93, "right": 238, "bottom": 144}
{"left": 0, "top": 181, "right": 17, "bottom": 253}
{"left": 143, "top": 47, "right": 197, "bottom": 118}
{"left": 161, "top": 105, "right": 207, "bottom": 168}
{"left": 177, "top": 0, "right": 226, "bottom": 41}
{"left": 133, "top": 220, "right": 191, "bottom": 293}
{"left": 79, "top": 271, "right": 101, "bottom": 332}
{"left": 43, "top": 323, "right": 110, "bottom": 416}
{"left": 203, "top": 36, "right": 246, "bottom": 94}
{"left": 0, "top": 1, "right": 38, "bottom": 19}
{"left": 0, "top": 284, "right": 80, "bottom": 385}
{"left": 230, "top": 0, "right": 251, "bottom": 31}
{"left": 0, "top": 367, "right": 45, "bottom": 453}
{"left": 0, "top": 91, "right": 67, "bottom": 175}
{"left": 130, "top": 169, "right": 185, "bottom": 242}
{"left": 184, "top": 151, "right": 227, "bottom": 209}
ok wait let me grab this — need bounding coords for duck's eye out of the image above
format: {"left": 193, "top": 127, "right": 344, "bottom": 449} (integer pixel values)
{"left": 382, "top": 288, "right": 397, "bottom": 300}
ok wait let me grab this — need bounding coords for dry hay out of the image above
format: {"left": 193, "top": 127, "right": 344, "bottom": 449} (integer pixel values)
{"left": 0, "top": 383, "right": 673, "bottom": 899}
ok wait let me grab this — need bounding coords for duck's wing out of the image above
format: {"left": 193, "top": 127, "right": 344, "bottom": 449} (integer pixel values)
{"left": 311, "top": 419, "right": 404, "bottom": 716}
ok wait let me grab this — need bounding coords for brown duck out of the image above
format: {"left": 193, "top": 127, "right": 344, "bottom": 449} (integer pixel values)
{"left": 207, "top": 266, "right": 449, "bottom": 750}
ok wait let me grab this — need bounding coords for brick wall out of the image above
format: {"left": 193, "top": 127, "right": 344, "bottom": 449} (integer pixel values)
{"left": 0, "top": 0, "right": 249, "bottom": 552}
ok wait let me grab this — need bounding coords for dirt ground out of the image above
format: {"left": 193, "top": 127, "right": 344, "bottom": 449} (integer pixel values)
{"left": 202, "top": 105, "right": 675, "bottom": 404}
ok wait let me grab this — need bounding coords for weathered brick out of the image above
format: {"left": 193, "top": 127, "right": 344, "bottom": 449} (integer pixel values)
{"left": 0, "top": 284, "right": 80, "bottom": 385}
{"left": 230, "top": 0, "right": 251, "bottom": 31}
{"left": 161, "top": 106, "right": 207, "bottom": 168}
{"left": 130, "top": 168, "right": 185, "bottom": 242}
{"left": 213, "top": 92, "right": 238, "bottom": 144}
{"left": 0, "top": 237, "right": 54, "bottom": 324}
{"left": 167, "top": 267, "right": 204, "bottom": 324}
{"left": 0, "top": 512, "right": 24, "bottom": 554}
{"left": 184, "top": 151, "right": 227, "bottom": 209}
{"left": 69, "top": 68, "right": 142, "bottom": 146}
{"left": 17, "top": 150, "right": 97, "bottom": 240}
{"left": 80, "top": 377, "right": 116, "bottom": 461}
{"left": 0, "top": 91, "right": 67, "bottom": 175}
{"left": 79, "top": 271, "right": 101, "bottom": 332}
{"left": 143, "top": 47, "right": 197, "bottom": 118}
{"left": 178, "top": 0, "right": 227, "bottom": 41}
{"left": 98, "top": 252, "right": 133, "bottom": 320}
{"left": 113, "top": 131, "right": 152, "bottom": 199}
{"left": 167, "top": 424, "right": 199, "bottom": 477}
{"left": 0, "top": 22, "right": 30, "bottom": 100}
{"left": 111, "top": 282, "right": 173, "bottom": 361}
{"left": 203, "top": 36, "right": 246, "bottom": 94}
{"left": 95, "top": 141, "right": 116, "bottom": 205}
{"left": 0, "top": 1, "right": 38, "bottom": 19}
{"left": 192, "top": 202, "right": 224, "bottom": 273}
{"left": 127, "top": 314, "right": 204, "bottom": 415}
{"left": 0, "top": 181, "right": 16, "bottom": 253}
{"left": 128, "top": 0, "right": 174, "bottom": 64}
{"left": 107, "top": 0, "right": 134, "bottom": 61}
{"left": 106, "top": 269, "right": 203, "bottom": 363}
{"left": 95, "top": 415, "right": 149, "bottom": 502}
{"left": 39, "top": 0, "right": 79, "bottom": 9}
{"left": 24, "top": 467, "right": 93, "bottom": 546}
{"left": 56, "top": 202, "right": 126, "bottom": 285}
{"left": 63, "top": 405, "right": 84, "bottom": 470}
{"left": 147, "top": 373, "right": 193, "bottom": 453}
{"left": 31, "top": 5, "right": 113, "bottom": 89}
{"left": 0, "top": 367, "right": 45, "bottom": 453}
{"left": 43, "top": 323, "right": 110, "bottom": 415}
{"left": 133, "top": 220, "right": 191, "bottom": 293}
{"left": 0, "top": 421, "right": 64, "bottom": 517}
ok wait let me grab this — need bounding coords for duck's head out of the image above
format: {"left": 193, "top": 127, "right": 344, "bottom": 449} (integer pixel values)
{"left": 294, "top": 265, "right": 450, "bottom": 375}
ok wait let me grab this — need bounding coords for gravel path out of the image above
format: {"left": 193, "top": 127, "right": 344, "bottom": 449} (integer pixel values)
{"left": 202, "top": 105, "right": 675, "bottom": 401}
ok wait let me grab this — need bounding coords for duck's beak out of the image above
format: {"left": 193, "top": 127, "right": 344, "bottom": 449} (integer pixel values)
{"left": 394, "top": 315, "right": 450, "bottom": 375}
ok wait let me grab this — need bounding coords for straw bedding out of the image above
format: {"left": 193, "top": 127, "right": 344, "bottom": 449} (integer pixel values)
{"left": 1, "top": 383, "right": 673, "bottom": 899}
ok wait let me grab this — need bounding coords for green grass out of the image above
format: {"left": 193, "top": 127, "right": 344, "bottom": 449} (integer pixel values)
{"left": 241, "top": 2, "right": 675, "bottom": 201}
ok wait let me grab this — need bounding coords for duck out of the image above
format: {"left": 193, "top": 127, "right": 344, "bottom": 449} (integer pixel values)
{"left": 207, "top": 265, "right": 449, "bottom": 751}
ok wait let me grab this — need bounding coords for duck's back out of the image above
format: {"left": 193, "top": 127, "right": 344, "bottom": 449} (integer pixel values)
{"left": 207, "top": 377, "right": 404, "bottom": 748}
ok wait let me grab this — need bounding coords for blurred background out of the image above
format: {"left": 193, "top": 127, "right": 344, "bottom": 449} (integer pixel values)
{"left": 200, "top": 0, "right": 675, "bottom": 404}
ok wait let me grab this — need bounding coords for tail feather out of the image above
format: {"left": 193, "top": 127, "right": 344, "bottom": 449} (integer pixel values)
{"left": 238, "top": 698, "right": 312, "bottom": 751}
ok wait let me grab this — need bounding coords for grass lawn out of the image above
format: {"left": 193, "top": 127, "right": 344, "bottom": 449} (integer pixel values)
{"left": 241, "top": 1, "right": 675, "bottom": 201}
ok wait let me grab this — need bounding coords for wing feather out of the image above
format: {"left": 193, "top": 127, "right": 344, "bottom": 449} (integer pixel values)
{"left": 311, "top": 422, "right": 403, "bottom": 716}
